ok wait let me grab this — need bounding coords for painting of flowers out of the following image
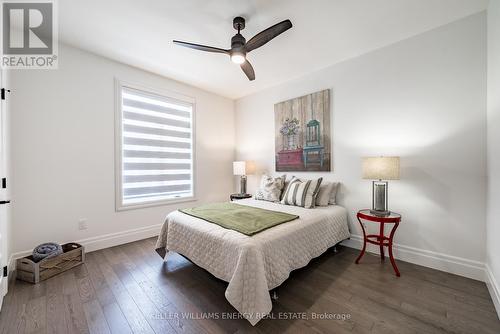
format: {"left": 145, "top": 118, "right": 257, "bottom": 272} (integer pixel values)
{"left": 280, "top": 118, "right": 300, "bottom": 150}
{"left": 274, "top": 89, "right": 331, "bottom": 172}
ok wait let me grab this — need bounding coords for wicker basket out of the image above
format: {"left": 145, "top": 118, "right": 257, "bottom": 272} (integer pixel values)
{"left": 16, "top": 243, "right": 85, "bottom": 283}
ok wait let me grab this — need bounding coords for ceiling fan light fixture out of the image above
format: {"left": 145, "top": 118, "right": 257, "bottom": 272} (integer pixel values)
{"left": 230, "top": 52, "right": 246, "bottom": 64}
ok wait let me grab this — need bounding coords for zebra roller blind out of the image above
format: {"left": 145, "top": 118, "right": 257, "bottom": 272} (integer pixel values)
{"left": 118, "top": 85, "right": 194, "bottom": 207}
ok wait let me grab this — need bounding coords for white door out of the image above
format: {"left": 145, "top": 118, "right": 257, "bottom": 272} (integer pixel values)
{"left": 0, "top": 69, "right": 10, "bottom": 310}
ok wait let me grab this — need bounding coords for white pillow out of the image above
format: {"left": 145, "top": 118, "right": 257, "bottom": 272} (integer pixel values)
{"left": 255, "top": 174, "right": 286, "bottom": 202}
{"left": 281, "top": 176, "right": 323, "bottom": 209}
{"left": 315, "top": 182, "right": 335, "bottom": 206}
{"left": 329, "top": 182, "right": 340, "bottom": 205}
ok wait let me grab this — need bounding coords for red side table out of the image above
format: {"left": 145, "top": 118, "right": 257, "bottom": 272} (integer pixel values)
{"left": 355, "top": 209, "right": 402, "bottom": 277}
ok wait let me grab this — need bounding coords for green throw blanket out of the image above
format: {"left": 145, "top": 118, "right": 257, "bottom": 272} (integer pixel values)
{"left": 179, "top": 202, "right": 299, "bottom": 236}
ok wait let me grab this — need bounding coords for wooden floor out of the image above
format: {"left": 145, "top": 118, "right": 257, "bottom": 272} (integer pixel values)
{"left": 0, "top": 238, "right": 499, "bottom": 334}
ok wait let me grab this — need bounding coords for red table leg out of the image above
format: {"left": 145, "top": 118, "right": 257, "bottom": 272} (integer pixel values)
{"left": 355, "top": 216, "right": 367, "bottom": 264}
{"left": 379, "top": 222, "right": 385, "bottom": 262}
{"left": 388, "top": 222, "right": 400, "bottom": 277}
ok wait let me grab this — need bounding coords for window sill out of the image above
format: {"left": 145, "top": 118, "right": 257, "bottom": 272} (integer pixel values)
{"left": 115, "top": 196, "right": 197, "bottom": 212}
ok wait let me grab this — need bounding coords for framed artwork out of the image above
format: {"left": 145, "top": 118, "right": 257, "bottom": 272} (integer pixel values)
{"left": 274, "top": 89, "right": 331, "bottom": 172}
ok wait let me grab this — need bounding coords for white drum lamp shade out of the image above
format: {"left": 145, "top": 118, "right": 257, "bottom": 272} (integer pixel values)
{"left": 362, "top": 157, "right": 400, "bottom": 180}
{"left": 233, "top": 161, "right": 247, "bottom": 175}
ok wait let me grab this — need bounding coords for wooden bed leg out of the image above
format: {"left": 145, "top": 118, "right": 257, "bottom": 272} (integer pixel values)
{"left": 155, "top": 247, "right": 167, "bottom": 259}
{"left": 271, "top": 289, "right": 278, "bottom": 300}
{"left": 333, "top": 245, "right": 338, "bottom": 253}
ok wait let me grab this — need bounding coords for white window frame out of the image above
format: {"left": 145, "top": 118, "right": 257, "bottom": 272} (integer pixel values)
{"left": 115, "top": 79, "right": 196, "bottom": 211}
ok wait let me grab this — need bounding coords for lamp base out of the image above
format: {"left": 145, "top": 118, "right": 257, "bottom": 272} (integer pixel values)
{"left": 372, "top": 180, "right": 389, "bottom": 214}
{"left": 370, "top": 209, "right": 391, "bottom": 217}
{"left": 239, "top": 175, "right": 247, "bottom": 195}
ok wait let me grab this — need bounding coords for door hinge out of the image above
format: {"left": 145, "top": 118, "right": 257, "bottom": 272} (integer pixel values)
{"left": 1, "top": 88, "right": 10, "bottom": 100}
{"left": 3, "top": 266, "right": 7, "bottom": 277}
{"left": 1, "top": 178, "right": 6, "bottom": 189}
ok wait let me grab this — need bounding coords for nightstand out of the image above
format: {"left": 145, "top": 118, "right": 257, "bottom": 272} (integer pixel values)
{"left": 355, "top": 209, "right": 402, "bottom": 277}
{"left": 230, "top": 193, "right": 252, "bottom": 201}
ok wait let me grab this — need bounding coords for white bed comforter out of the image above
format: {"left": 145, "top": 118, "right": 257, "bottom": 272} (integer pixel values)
{"left": 155, "top": 199, "right": 350, "bottom": 325}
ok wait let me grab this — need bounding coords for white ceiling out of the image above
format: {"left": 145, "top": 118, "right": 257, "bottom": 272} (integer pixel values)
{"left": 59, "top": 0, "right": 488, "bottom": 99}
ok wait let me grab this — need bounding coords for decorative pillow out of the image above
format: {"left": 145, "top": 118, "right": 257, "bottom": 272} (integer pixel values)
{"left": 280, "top": 178, "right": 291, "bottom": 201}
{"left": 281, "top": 177, "right": 323, "bottom": 208}
{"left": 315, "top": 182, "right": 335, "bottom": 206}
{"left": 329, "top": 182, "right": 340, "bottom": 205}
{"left": 255, "top": 174, "right": 286, "bottom": 202}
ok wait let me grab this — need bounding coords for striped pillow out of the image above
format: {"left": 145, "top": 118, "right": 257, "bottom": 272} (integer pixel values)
{"left": 280, "top": 177, "right": 323, "bottom": 208}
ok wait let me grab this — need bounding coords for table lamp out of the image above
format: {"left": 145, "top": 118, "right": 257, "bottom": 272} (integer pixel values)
{"left": 233, "top": 161, "right": 254, "bottom": 195}
{"left": 362, "top": 157, "right": 400, "bottom": 216}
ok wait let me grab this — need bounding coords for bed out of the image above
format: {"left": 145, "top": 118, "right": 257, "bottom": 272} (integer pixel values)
{"left": 155, "top": 198, "right": 350, "bottom": 325}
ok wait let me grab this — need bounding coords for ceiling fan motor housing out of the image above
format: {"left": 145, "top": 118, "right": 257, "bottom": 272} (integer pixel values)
{"left": 231, "top": 34, "right": 246, "bottom": 50}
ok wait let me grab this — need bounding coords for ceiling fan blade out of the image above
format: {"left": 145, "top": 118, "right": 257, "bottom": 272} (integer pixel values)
{"left": 244, "top": 19, "right": 292, "bottom": 52}
{"left": 173, "top": 40, "right": 229, "bottom": 54}
{"left": 240, "top": 60, "right": 255, "bottom": 81}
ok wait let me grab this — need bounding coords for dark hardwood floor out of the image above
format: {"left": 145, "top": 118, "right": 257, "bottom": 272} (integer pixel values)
{"left": 0, "top": 237, "right": 499, "bottom": 334}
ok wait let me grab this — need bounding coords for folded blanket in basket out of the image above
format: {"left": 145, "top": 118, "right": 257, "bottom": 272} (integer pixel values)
{"left": 32, "top": 242, "right": 63, "bottom": 262}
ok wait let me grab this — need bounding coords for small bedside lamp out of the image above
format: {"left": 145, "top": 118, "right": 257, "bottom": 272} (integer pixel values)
{"left": 233, "top": 161, "right": 254, "bottom": 195}
{"left": 362, "top": 157, "right": 400, "bottom": 216}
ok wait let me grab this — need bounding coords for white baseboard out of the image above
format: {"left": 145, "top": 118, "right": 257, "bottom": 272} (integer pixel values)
{"left": 7, "top": 256, "right": 15, "bottom": 275}
{"left": 342, "top": 235, "right": 485, "bottom": 282}
{"left": 485, "top": 264, "right": 500, "bottom": 319}
{"left": 8, "top": 223, "right": 162, "bottom": 272}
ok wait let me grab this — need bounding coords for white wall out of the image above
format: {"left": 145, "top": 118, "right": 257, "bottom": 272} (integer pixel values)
{"left": 9, "top": 44, "right": 235, "bottom": 255}
{"left": 486, "top": 0, "right": 500, "bottom": 316}
{"left": 235, "top": 13, "right": 487, "bottom": 280}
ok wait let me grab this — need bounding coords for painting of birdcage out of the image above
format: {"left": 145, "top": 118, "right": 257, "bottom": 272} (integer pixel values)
{"left": 274, "top": 89, "right": 331, "bottom": 172}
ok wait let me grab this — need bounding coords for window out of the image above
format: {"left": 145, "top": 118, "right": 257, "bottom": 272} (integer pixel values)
{"left": 115, "top": 81, "right": 195, "bottom": 210}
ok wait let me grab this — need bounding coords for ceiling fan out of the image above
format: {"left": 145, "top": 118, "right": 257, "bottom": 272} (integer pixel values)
{"left": 173, "top": 17, "right": 293, "bottom": 81}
